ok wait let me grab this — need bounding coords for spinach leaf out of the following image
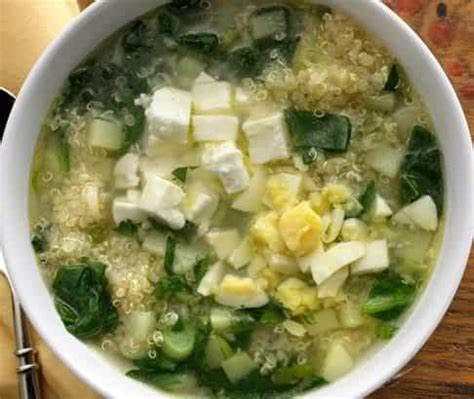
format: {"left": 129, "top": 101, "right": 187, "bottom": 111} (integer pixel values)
{"left": 122, "top": 20, "right": 153, "bottom": 52}
{"left": 384, "top": 64, "right": 400, "bottom": 92}
{"left": 157, "top": 11, "right": 180, "bottom": 36}
{"left": 193, "top": 257, "right": 210, "bottom": 283}
{"left": 178, "top": 33, "right": 219, "bottom": 55}
{"left": 358, "top": 181, "right": 377, "bottom": 216}
{"left": 133, "top": 353, "right": 178, "bottom": 372}
{"left": 150, "top": 219, "right": 197, "bottom": 243}
{"left": 164, "top": 236, "right": 177, "bottom": 275}
{"left": 154, "top": 275, "right": 189, "bottom": 300}
{"left": 52, "top": 260, "right": 118, "bottom": 338}
{"left": 168, "top": 0, "right": 201, "bottom": 12}
{"left": 376, "top": 323, "right": 397, "bottom": 340}
{"left": 400, "top": 125, "right": 443, "bottom": 212}
{"left": 127, "top": 370, "right": 195, "bottom": 392}
{"left": 227, "top": 46, "right": 261, "bottom": 79}
{"left": 284, "top": 109, "right": 352, "bottom": 160}
{"left": 362, "top": 272, "right": 415, "bottom": 321}
{"left": 247, "top": 302, "right": 286, "bottom": 325}
{"left": 172, "top": 167, "right": 188, "bottom": 183}
{"left": 115, "top": 220, "right": 140, "bottom": 240}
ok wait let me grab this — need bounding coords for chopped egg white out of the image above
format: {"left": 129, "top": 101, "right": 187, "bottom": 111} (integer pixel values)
{"left": 215, "top": 275, "right": 269, "bottom": 308}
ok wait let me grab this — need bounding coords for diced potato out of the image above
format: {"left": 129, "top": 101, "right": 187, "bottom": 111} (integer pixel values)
{"left": 341, "top": 219, "right": 369, "bottom": 242}
{"left": 393, "top": 229, "right": 433, "bottom": 263}
{"left": 221, "top": 352, "right": 257, "bottom": 384}
{"left": 232, "top": 167, "right": 268, "bottom": 213}
{"left": 365, "top": 144, "right": 403, "bottom": 178}
{"left": 206, "top": 229, "right": 241, "bottom": 260}
{"left": 371, "top": 195, "right": 393, "bottom": 220}
{"left": 88, "top": 118, "right": 123, "bottom": 151}
{"left": 306, "top": 308, "right": 340, "bottom": 335}
{"left": 321, "top": 341, "right": 354, "bottom": 382}
{"left": 228, "top": 238, "right": 253, "bottom": 269}
{"left": 395, "top": 196, "right": 438, "bottom": 231}
{"left": 338, "top": 302, "right": 366, "bottom": 328}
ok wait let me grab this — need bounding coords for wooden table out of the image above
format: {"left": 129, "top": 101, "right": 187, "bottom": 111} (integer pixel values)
{"left": 0, "top": 1, "right": 472, "bottom": 398}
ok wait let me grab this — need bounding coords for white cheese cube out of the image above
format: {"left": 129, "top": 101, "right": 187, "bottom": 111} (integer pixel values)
{"left": 366, "top": 144, "right": 404, "bottom": 178}
{"left": 145, "top": 87, "right": 192, "bottom": 144}
{"left": 242, "top": 113, "right": 291, "bottom": 164}
{"left": 183, "top": 192, "right": 218, "bottom": 227}
{"left": 192, "top": 115, "right": 239, "bottom": 142}
{"left": 112, "top": 197, "right": 147, "bottom": 225}
{"left": 372, "top": 194, "right": 393, "bottom": 220}
{"left": 317, "top": 267, "right": 349, "bottom": 298}
{"left": 395, "top": 195, "right": 438, "bottom": 231}
{"left": 206, "top": 229, "right": 240, "bottom": 260}
{"left": 215, "top": 275, "right": 269, "bottom": 308}
{"left": 88, "top": 118, "right": 124, "bottom": 151}
{"left": 351, "top": 239, "right": 389, "bottom": 275}
{"left": 197, "top": 261, "right": 226, "bottom": 296}
{"left": 114, "top": 153, "right": 140, "bottom": 189}
{"left": 228, "top": 238, "right": 253, "bottom": 269}
{"left": 310, "top": 241, "right": 366, "bottom": 285}
{"left": 232, "top": 167, "right": 268, "bottom": 213}
{"left": 202, "top": 142, "right": 249, "bottom": 194}
{"left": 126, "top": 189, "right": 142, "bottom": 204}
{"left": 192, "top": 80, "right": 232, "bottom": 114}
{"left": 139, "top": 175, "right": 185, "bottom": 230}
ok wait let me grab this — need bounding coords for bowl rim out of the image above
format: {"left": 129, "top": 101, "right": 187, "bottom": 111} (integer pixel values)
{"left": 1, "top": 0, "right": 473, "bottom": 398}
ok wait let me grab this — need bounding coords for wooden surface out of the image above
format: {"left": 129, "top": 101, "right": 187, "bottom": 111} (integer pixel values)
{"left": 0, "top": 1, "right": 472, "bottom": 398}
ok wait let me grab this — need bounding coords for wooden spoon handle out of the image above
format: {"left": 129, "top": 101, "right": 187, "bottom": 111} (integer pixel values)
{"left": 77, "top": 0, "right": 94, "bottom": 11}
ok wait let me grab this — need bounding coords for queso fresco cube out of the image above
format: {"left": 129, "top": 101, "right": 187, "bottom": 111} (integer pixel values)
{"left": 192, "top": 80, "right": 233, "bottom": 114}
{"left": 242, "top": 113, "right": 291, "bottom": 164}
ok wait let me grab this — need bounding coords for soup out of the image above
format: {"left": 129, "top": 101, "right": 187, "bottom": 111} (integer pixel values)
{"left": 30, "top": 0, "right": 444, "bottom": 397}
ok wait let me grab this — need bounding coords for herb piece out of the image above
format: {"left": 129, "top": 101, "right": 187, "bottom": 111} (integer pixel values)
{"left": 272, "top": 363, "right": 314, "bottom": 386}
{"left": 157, "top": 11, "right": 180, "bottom": 36}
{"left": 52, "top": 259, "right": 118, "bottom": 338}
{"left": 172, "top": 167, "right": 188, "bottom": 183}
{"left": 31, "top": 226, "right": 47, "bottom": 253}
{"left": 400, "top": 125, "right": 443, "bottom": 212}
{"left": 127, "top": 370, "right": 195, "bottom": 392}
{"left": 301, "top": 311, "right": 317, "bottom": 325}
{"left": 284, "top": 109, "right": 352, "bottom": 161}
{"left": 115, "top": 220, "right": 139, "bottom": 240}
{"left": 178, "top": 33, "right": 219, "bottom": 55}
{"left": 220, "top": 27, "right": 241, "bottom": 50}
{"left": 87, "top": 223, "right": 108, "bottom": 244}
{"left": 384, "top": 64, "right": 400, "bottom": 92}
{"left": 164, "top": 236, "right": 176, "bottom": 275}
{"left": 362, "top": 272, "right": 416, "bottom": 321}
{"left": 193, "top": 257, "right": 210, "bottom": 283}
{"left": 358, "top": 181, "right": 377, "bottom": 217}
{"left": 247, "top": 302, "right": 285, "bottom": 325}
{"left": 376, "top": 323, "right": 398, "bottom": 340}
{"left": 154, "top": 275, "right": 189, "bottom": 300}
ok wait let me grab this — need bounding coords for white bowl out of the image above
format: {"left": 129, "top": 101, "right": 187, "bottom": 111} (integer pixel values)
{"left": 1, "top": 0, "right": 472, "bottom": 398}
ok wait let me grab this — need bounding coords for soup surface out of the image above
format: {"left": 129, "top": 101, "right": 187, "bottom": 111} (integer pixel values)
{"left": 30, "top": 0, "right": 445, "bottom": 397}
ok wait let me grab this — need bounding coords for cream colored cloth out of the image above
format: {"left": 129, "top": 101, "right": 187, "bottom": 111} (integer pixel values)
{"left": 0, "top": 2, "right": 100, "bottom": 397}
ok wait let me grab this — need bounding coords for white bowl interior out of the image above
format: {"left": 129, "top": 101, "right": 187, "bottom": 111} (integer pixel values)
{"left": 0, "top": 0, "right": 472, "bottom": 398}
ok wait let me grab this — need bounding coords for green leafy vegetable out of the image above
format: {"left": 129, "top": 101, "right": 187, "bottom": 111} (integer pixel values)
{"left": 168, "top": 0, "right": 202, "bottom": 12}
{"left": 300, "top": 146, "right": 324, "bottom": 165}
{"left": 376, "top": 323, "right": 398, "bottom": 340}
{"left": 178, "top": 33, "right": 219, "bottom": 55}
{"left": 115, "top": 220, "right": 139, "bottom": 240}
{"left": 384, "top": 64, "right": 400, "bottom": 92}
{"left": 301, "top": 311, "right": 317, "bottom": 325}
{"left": 133, "top": 353, "right": 178, "bottom": 372}
{"left": 284, "top": 109, "right": 352, "bottom": 162}
{"left": 248, "top": 302, "right": 286, "bottom": 325}
{"left": 358, "top": 181, "right": 377, "bottom": 217}
{"left": 157, "top": 11, "right": 180, "bottom": 36}
{"left": 52, "top": 259, "right": 118, "bottom": 338}
{"left": 272, "top": 364, "right": 314, "bottom": 386}
{"left": 400, "top": 125, "right": 443, "bottom": 212}
{"left": 57, "top": 132, "right": 70, "bottom": 172}
{"left": 122, "top": 20, "right": 153, "bottom": 52}
{"left": 193, "top": 257, "right": 210, "bottom": 283}
{"left": 127, "top": 370, "right": 196, "bottom": 392}
{"left": 150, "top": 219, "right": 197, "bottom": 243}
{"left": 172, "top": 167, "right": 188, "bottom": 183}
{"left": 227, "top": 46, "right": 261, "bottom": 79}
{"left": 154, "top": 275, "right": 189, "bottom": 300}
{"left": 86, "top": 223, "right": 108, "bottom": 244}
{"left": 164, "top": 236, "right": 176, "bottom": 275}
{"left": 362, "top": 272, "right": 415, "bottom": 321}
